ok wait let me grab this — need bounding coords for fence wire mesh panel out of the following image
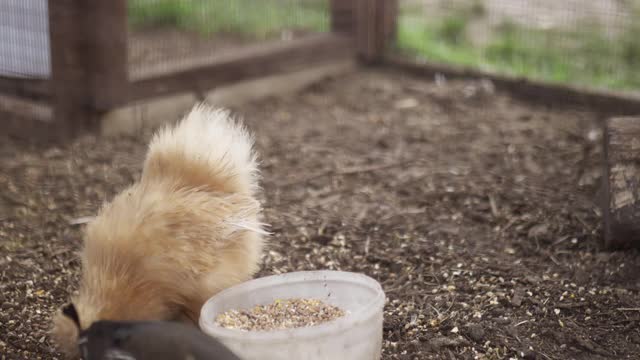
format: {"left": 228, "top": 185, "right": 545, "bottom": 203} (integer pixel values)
{"left": 395, "top": 0, "right": 640, "bottom": 92}
{"left": 127, "top": 0, "right": 331, "bottom": 79}
{"left": 0, "top": 0, "right": 50, "bottom": 79}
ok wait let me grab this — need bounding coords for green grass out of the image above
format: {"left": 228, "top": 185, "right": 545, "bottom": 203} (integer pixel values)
{"left": 397, "top": 5, "right": 640, "bottom": 91}
{"left": 128, "top": 0, "right": 329, "bottom": 39}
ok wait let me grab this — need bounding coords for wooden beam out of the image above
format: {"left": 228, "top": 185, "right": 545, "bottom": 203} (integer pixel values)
{"left": 355, "top": 0, "right": 398, "bottom": 63}
{"left": 129, "top": 34, "right": 355, "bottom": 103}
{"left": 3, "top": 113, "right": 57, "bottom": 142}
{"left": 382, "top": 0, "right": 399, "bottom": 48}
{"left": 87, "top": 0, "right": 129, "bottom": 110}
{"left": 0, "top": 76, "right": 50, "bottom": 102}
{"left": 1, "top": 94, "right": 54, "bottom": 141}
{"left": 384, "top": 56, "right": 640, "bottom": 115}
{"left": 48, "top": 0, "right": 90, "bottom": 139}
{"left": 330, "top": 0, "right": 355, "bottom": 34}
{"left": 355, "top": 0, "right": 376, "bottom": 60}
{"left": 48, "top": 0, "right": 128, "bottom": 140}
{"left": 602, "top": 117, "right": 640, "bottom": 249}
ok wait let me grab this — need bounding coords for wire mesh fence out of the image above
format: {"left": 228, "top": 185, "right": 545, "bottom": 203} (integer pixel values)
{"left": 127, "top": 0, "right": 331, "bottom": 79}
{"left": 395, "top": 0, "right": 640, "bottom": 92}
{"left": 0, "top": 0, "right": 50, "bottom": 79}
{"left": 0, "top": 0, "right": 331, "bottom": 80}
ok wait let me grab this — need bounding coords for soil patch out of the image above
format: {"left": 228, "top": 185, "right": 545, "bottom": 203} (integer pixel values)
{"left": 1, "top": 69, "right": 639, "bottom": 359}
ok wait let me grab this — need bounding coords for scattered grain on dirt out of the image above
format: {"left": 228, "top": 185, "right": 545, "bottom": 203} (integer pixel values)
{"left": 2, "top": 68, "right": 639, "bottom": 359}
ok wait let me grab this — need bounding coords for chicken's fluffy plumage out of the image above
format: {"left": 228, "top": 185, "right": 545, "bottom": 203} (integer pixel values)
{"left": 51, "top": 105, "right": 266, "bottom": 357}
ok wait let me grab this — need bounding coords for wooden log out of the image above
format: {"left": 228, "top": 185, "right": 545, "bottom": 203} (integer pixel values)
{"left": 602, "top": 117, "right": 640, "bottom": 249}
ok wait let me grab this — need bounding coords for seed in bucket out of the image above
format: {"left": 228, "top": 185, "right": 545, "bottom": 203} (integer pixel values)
{"left": 215, "top": 298, "right": 345, "bottom": 331}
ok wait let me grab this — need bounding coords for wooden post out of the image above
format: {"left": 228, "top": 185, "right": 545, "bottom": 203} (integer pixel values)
{"left": 354, "top": 0, "right": 398, "bottom": 63}
{"left": 89, "top": 0, "right": 129, "bottom": 111}
{"left": 330, "top": 0, "right": 355, "bottom": 34}
{"left": 602, "top": 117, "right": 640, "bottom": 249}
{"left": 382, "top": 0, "right": 398, "bottom": 51}
{"left": 49, "top": 0, "right": 89, "bottom": 139}
{"left": 48, "top": 0, "right": 128, "bottom": 139}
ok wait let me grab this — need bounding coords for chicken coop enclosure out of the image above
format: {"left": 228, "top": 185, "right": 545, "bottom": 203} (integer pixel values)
{"left": 0, "top": 0, "right": 396, "bottom": 140}
{"left": 3, "top": 0, "right": 640, "bottom": 140}
{"left": 3, "top": 2, "right": 640, "bottom": 359}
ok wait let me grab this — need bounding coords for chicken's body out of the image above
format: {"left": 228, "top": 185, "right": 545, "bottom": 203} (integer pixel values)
{"left": 51, "top": 105, "right": 266, "bottom": 357}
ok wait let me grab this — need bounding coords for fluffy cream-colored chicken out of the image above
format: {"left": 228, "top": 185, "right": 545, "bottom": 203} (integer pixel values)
{"left": 51, "top": 104, "right": 267, "bottom": 357}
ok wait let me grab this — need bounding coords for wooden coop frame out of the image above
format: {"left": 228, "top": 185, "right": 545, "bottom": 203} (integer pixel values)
{"left": 1, "top": 0, "right": 640, "bottom": 250}
{"left": 1, "top": 0, "right": 397, "bottom": 140}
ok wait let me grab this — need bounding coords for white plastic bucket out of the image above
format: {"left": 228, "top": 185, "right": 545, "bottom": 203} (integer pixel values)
{"left": 199, "top": 271, "right": 385, "bottom": 360}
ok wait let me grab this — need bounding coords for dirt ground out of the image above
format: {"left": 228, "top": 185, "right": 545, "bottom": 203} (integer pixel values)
{"left": 1, "top": 68, "right": 639, "bottom": 359}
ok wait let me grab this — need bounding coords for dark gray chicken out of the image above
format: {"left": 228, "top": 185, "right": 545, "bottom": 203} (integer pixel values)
{"left": 62, "top": 304, "right": 241, "bottom": 360}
